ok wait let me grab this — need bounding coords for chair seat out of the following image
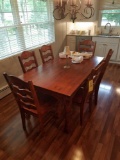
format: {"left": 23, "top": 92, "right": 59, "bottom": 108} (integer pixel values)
{"left": 22, "top": 94, "right": 58, "bottom": 115}
{"left": 38, "top": 94, "right": 58, "bottom": 113}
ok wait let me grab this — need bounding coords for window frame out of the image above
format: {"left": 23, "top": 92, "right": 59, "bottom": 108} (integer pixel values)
{"left": 0, "top": 0, "right": 55, "bottom": 60}
{"left": 99, "top": 9, "right": 120, "bottom": 27}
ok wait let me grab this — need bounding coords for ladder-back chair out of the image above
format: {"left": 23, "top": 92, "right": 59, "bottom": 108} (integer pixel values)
{"left": 3, "top": 73, "right": 58, "bottom": 132}
{"left": 78, "top": 40, "right": 96, "bottom": 56}
{"left": 73, "top": 61, "right": 105, "bottom": 125}
{"left": 39, "top": 45, "right": 54, "bottom": 64}
{"left": 18, "top": 51, "right": 38, "bottom": 73}
{"left": 94, "top": 49, "right": 113, "bottom": 105}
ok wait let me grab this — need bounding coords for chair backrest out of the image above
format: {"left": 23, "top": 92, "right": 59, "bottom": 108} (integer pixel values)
{"left": 78, "top": 40, "right": 96, "bottom": 55}
{"left": 39, "top": 45, "right": 54, "bottom": 63}
{"left": 83, "top": 61, "right": 105, "bottom": 97}
{"left": 104, "top": 49, "right": 113, "bottom": 66}
{"left": 18, "top": 51, "right": 38, "bottom": 73}
{"left": 99, "top": 49, "right": 113, "bottom": 80}
{"left": 3, "top": 73, "right": 40, "bottom": 113}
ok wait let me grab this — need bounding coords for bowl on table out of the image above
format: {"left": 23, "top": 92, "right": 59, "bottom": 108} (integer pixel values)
{"left": 72, "top": 56, "right": 83, "bottom": 63}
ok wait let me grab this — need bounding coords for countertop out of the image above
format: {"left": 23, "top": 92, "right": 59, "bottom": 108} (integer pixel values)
{"left": 67, "top": 34, "right": 120, "bottom": 38}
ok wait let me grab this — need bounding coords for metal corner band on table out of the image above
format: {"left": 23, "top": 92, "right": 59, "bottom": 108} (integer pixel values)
{"left": 19, "top": 56, "right": 103, "bottom": 133}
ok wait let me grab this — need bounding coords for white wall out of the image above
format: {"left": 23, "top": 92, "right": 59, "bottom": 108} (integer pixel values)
{"left": 53, "top": 20, "right": 67, "bottom": 54}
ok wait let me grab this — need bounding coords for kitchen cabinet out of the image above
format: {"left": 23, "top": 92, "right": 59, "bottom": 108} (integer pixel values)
{"left": 67, "top": 35, "right": 76, "bottom": 51}
{"left": 92, "top": 37, "right": 119, "bottom": 61}
{"left": 116, "top": 44, "right": 120, "bottom": 61}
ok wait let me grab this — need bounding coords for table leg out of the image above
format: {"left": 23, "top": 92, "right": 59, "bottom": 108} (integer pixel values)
{"left": 63, "top": 98, "right": 72, "bottom": 133}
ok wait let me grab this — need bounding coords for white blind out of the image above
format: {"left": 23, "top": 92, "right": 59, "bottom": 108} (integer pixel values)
{"left": 0, "top": 0, "right": 55, "bottom": 59}
{"left": 99, "top": 0, "right": 120, "bottom": 10}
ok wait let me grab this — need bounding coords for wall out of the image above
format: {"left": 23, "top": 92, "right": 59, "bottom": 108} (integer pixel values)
{"left": 66, "top": 21, "right": 97, "bottom": 35}
{"left": 65, "top": 0, "right": 99, "bottom": 35}
{"left": 53, "top": 20, "right": 67, "bottom": 54}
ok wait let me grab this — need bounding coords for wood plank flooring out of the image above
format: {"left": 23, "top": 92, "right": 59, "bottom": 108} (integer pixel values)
{"left": 0, "top": 63, "right": 120, "bottom": 160}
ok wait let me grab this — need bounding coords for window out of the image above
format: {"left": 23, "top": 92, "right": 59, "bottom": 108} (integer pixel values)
{"left": 0, "top": 0, "right": 55, "bottom": 59}
{"left": 99, "top": 0, "right": 120, "bottom": 27}
{"left": 100, "top": 9, "right": 120, "bottom": 26}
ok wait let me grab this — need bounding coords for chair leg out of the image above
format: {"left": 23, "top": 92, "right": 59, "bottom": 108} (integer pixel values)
{"left": 38, "top": 115, "right": 44, "bottom": 136}
{"left": 20, "top": 110, "right": 26, "bottom": 130}
{"left": 80, "top": 96, "right": 87, "bottom": 125}
{"left": 25, "top": 113, "right": 31, "bottom": 119}
{"left": 80, "top": 105, "right": 83, "bottom": 125}
{"left": 89, "top": 95, "right": 93, "bottom": 113}
{"left": 94, "top": 87, "right": 99, "bottom": 105}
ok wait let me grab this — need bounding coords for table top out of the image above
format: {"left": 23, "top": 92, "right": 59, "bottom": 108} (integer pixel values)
{"left": 19, "top": 56, "right": 103, "bottom": 98}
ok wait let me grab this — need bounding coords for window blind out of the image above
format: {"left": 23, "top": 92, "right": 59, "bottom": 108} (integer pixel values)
{"left": 99, "top": 0, "right": 120, "bottom": 10}
{"left": 0, "top": 0, "right": 55, "bottom": 59}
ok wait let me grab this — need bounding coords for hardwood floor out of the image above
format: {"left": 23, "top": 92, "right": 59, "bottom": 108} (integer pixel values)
{"left": 0, "top": 63, "right": 120, "bottom": 160}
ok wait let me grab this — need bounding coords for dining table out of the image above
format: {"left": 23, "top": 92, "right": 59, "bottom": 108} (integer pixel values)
{"left": 19, "top": 55, "right": 103, "bottom": 133}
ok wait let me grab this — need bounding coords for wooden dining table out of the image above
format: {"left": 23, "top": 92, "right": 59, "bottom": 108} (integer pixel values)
{"left": 19, "top": 56, "right": 103, "bottom": 132}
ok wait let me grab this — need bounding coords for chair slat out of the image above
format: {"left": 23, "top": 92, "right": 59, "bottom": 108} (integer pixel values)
{"left": 19, "top": 98, "right": 36, "bottom": 110}
{"left": 23, "top": 60, "right": 37, "bottom": 67}
{"left": 18, "top": 51, "right": 38, "bottom": 73}
{"left": 78, "top": 40, "right": 96, "bottom": 55}
{"left": 12, "top": 84, "right": 32, "bottom": 97}
{"left": 39, "top": 45, "right": 54, "bottom": 63}
{"left": 16, "top": 92, "right": 34, "bottom": 104}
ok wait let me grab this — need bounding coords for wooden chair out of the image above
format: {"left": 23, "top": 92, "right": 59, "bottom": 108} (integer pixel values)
{"left": 39, "top": 45, "right": 54, "bottom": 63}
{"left": 104, "top": 49, "right": 113, "bottom": 68}
{"left": 73, "top": 61, "right": 105, "bottom": 125}
{"left": 94, "top": 49, "right": 113, "bottom": 105}
{"left": 78, "top": 40, "right": 96, "bottom": 56}
{"left": 3, "top": 73, "right": 58, "bottom": 133}
{"left": 18, "top": 51, "right": 38, "bottom": 73}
